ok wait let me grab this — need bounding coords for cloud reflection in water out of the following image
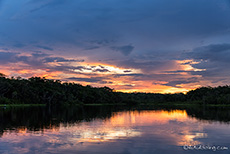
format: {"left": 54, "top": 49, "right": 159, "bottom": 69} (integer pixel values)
{"left": 0, "top": 109, "right": 229, "bottom": 154}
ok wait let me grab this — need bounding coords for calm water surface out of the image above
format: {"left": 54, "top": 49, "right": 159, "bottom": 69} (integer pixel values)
{"left": 0, "top": 105, "right": 229, "bottom": 154}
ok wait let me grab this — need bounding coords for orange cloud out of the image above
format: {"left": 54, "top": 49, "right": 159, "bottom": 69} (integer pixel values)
{"left": 0, "top": 57, "right": 205, "bottom": 93}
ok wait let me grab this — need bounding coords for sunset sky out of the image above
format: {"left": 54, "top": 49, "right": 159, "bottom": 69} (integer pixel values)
{"left": 0, "top": 0, "right": 230, "bottom": 93}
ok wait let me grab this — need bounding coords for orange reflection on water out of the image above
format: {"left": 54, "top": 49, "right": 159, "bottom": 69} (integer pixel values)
{"left": 1, "top": 109, "right": 206, "bottom": 148}
{"left": 110, "top": 110, "right": 188, "bottom": 126}
{"left": 17, "top": 127, "right": 27, "bottom": 135}
{"left": 58, "top": 110, "right": 190, "bottom": 143}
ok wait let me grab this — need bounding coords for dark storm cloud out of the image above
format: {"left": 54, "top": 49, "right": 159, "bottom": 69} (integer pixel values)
{"left": 91, "top": 39, "right": 115, "bottom": 46}
{"left": 15, "top": 55, "right": 45, "bottom": 68}
{"left": 113, "top": 73, "right": 144, "bottom": 78}
{"left": 84, "top": 46, "right": 100, "bottom": 51}
{"left": 111, "top": 45, "right": 134, "bottom": 56}
{"left": 123, "top": 70, "right": 132, "bottom": 73}
{"left": 36, "top": 45, "right": 53, "bottom": 51}
{"left": 93, "top": 69, "right": 110, "bottom": 73}
{"left": 99, "top": 65, "right": 104, "bottom": 69}
{"left": 2, "top": 0, "right": 229, "bottom": 50}
{"left": 1, "top": 48, "right": 9, "bottom": 51}
{"left": 0, "top": 51, "right": 84, "bottom": 70}
{"left": 113, "top": 73, "right": 184, "bottom": 83}
{"left": 164, "top": 70, "right": 191, "bottom": 74}
{"left": 0, "top": 0, "right": 230, "bottom": 89}
{"left": 110, "top": 59, "right": 177, "bottom": 73}
{"left": 0, "top": 52, "right": 18, "bottom": 64}
{"left": 48, "top": 65, "right": 84, "bottom": 73}
{"left": 182, "top": 43, "right": 230, "bottom": 85}
{"left": 187, "top": 44, "right": 230, "bottom": 63}
{"left": 42, "top": 57, "right": 84, "bottom": 63}
{"left": 98, "top": 81, "right": 113, "bottom": 84}
{"left": 31, "top": 51, "right": 50, "bottom": 58}
{"left": 49, "top": 65, "right": 100, "bottom": 75}
{"left": 66, "top": 77, "right": 105, "bottom": 83}
{"left": 186, "top": 44, "right": 230, "bottom": 71}
{"left": 163, "top": 77, "right": 199, "bottom": 87}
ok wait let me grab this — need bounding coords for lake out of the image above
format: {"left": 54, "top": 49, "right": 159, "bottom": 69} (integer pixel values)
{"left": 0, "top": 105, "right": 229, "bottom": 154}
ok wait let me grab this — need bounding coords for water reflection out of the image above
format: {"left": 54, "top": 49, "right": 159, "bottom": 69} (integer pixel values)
{"left": 0, "top": 106, "right": 229, "bottom": 154}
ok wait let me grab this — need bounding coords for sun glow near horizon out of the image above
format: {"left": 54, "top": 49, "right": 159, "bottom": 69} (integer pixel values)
{"left": 0, "top": 58, "right": 205, "bottom": 94}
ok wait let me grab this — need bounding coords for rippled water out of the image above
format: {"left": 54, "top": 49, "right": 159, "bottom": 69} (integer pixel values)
{"left": 0, "top": 105, "right": 229, "bottom": 154}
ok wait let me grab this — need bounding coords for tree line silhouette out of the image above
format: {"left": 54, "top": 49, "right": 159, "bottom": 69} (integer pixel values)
{"left": 0, "top": 73, "right": 230, "bottom": 105}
